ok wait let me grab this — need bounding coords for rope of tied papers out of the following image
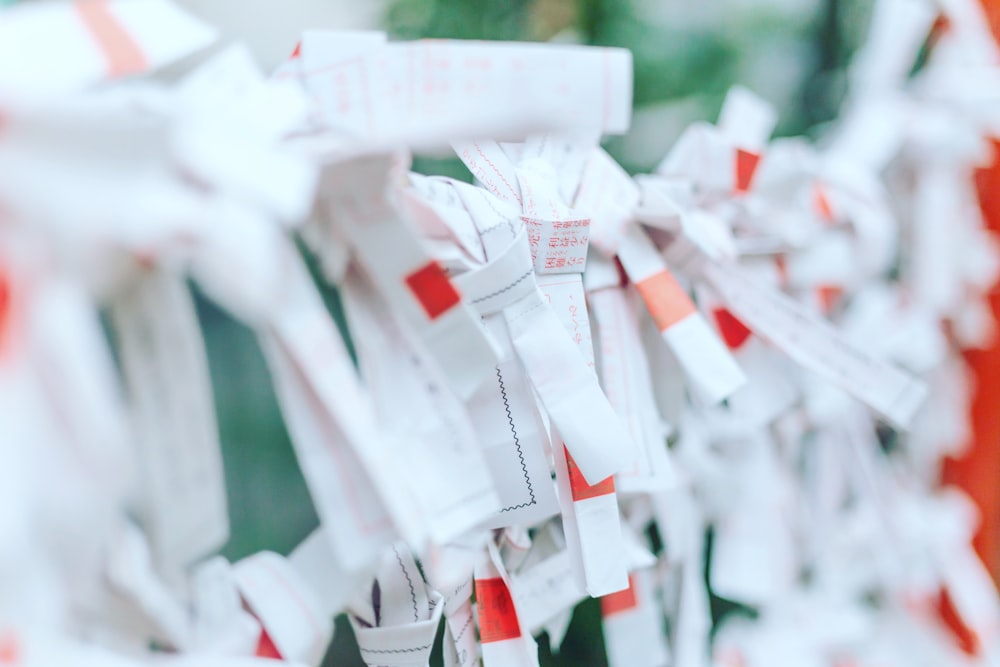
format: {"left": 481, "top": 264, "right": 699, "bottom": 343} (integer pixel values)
{"left": 1, "top": 0, "right": 1000, "bottom": 665}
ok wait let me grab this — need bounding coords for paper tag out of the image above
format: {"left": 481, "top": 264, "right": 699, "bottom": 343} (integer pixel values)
{"left": 341, "top": 266, "right": 500, "bottom": 544}
{"left": 288, "top": 529, "right": 370, "bottom": 621}
{"left": 262, "top": 242, "right": 419, "bottom": 570}
{"left": 587, "top": 281, "right": 677, "bottom": 492}
{"left": 657, "top": 229, "right": 927, "bottom": 427}
{"left": 618, "top": 224, "right": 746, "bottom": 403}
{"left": 287, "top": 35, "right": 632, "bottom": 149}
{"left": 442, "top": 579, "right": 478, "bottom": 667}
{"left": 103, "top": 519, "right": 193, "bottom": 649}
{"left": 109, "top": 270, "right": 229, "bottom": 574}
{"left": 510, "top": 547, "right": 586, "bottom": 634}
{"left": 189, "top": 557, "right": 260, "bottom": 656}
{"left": 474, "top": 544, "right": 540, "bottom": 667}
{"left": 601, "top": 570, "right": 672, "bottom": 667}
{"left": 29, "top": 275, "right": 131, "bottom": 498}
{"left": 351, "top": 546, "right": 444, "bottom": 667}
{"left": 521, "top": 216, "right": 590, "bottom": 274}
{"left": 323, "top": 154, "right": 500, "bottom": 400}
{"left": 697, "top": 254, "right": 928, "bottom": 427}
{"left": 235, "top": 552, "right": 332, "bottom": 667}
{"left": 0, "top": 0, "right": 217, "bottom": 97}
{"left": 467, "top": 320, "right": 561, "bottom": 528}
{"left": 535, "top": 272, "right": 630, "bottom": 597}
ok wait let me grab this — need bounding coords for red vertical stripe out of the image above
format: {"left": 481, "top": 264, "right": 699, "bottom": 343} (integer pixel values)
{"left": 734, "top": 148, "right": 761, "bottom": 193}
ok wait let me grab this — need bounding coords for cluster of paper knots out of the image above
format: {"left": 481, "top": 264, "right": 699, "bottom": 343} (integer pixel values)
{"left": 2, "top": 0, "right": 1000, "bottom": 665}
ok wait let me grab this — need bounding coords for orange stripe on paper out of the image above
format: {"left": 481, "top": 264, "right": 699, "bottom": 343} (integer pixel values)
{"left": 635, "top": 270, "right": 695, "bottom": 332}
{"left": 475, "top": 577, "right": 521, "bottom": 643}
{"left": 565, "top": 447, "right": 615, "bottom": 501}
{"left": 816, "top": 285, "right": 842, "bottom": 314}
{"left": 813, "top": 184, "right": 835, "bottom": 223}
{"left": 600, "top": 574, "right": 637, "bottom": 617}
{"left": 75, "top": 0, "right": 147, "bottom": 78}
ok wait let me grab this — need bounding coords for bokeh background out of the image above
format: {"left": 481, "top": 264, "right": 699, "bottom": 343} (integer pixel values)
{"left": 175, "top": 1, "right": 880, "bottom": 664}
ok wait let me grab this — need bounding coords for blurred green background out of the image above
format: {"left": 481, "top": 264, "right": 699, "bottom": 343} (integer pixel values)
{"left": 188, "top": 0, "right": 875, "bottom": 664}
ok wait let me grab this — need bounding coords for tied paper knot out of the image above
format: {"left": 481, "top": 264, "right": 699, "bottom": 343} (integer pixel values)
{"left": 352, "top": 593, "right": 443, "bottom": 667}
{"left": 457, "top": 227, "right": 630, "bottom": 486}
{"left": 455, "top": 228, "right": 538, "bottom": 316}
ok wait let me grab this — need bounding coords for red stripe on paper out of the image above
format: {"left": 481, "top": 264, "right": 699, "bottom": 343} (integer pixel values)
{"left": 816, "top": 285, "right": 842, "bottom": 314}
{"left": 566, "top": 447, "right": 615, "bottom": 501}
{"left": 712, "top": 307, "right": 752, "bottom": 350}
{"left": 475, "top": 577, "right": 521, "bottom": 643}
{"left": 937, "top": 585, "right": 980, "bottom": 656}
{"left": 600, "top": 574, "right": 638, "bottom": 617}
{"left": 255, "top": 628, "right": 283, "bottom": 659}
{"left": 405, "top": 261, "right": 461, "bottom": 320}
{"left": 735, "top": 148, "right": 761, "bottom": 193}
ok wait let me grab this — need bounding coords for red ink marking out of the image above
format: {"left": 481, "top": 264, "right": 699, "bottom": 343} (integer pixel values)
{"left": 75, "top": 0, "right": 147, "bottom": 77}
{"left": 601, "top": 574, "right": 638, "bottom": 617}
{"left": 712, "top": 308, "right": 752, "bottom": 350}
{"left": 475, "top": 578, "right": 521, "bottom": 643}
{"left": 816, "top": 285, "right": 842, "bottom": 313}
{"left": 734, "top": 148, "right": 760, "bottom": 193}
{"left": 405, "top": 261, "right": 461, "bottom": 320}
{"left": 255, "top": 628, "right": 282, "bottom": 659}
{"left": 566, "top": 447, "right": 615, "bottom": 501}
{"left": 290, "top": 42, "right": 302, "bottom": 59}
{"left": 475, "top": 144, "right": 521, "bottom": 205}
{"left": 937, "top": 586, "right": 980, "bottom": 656}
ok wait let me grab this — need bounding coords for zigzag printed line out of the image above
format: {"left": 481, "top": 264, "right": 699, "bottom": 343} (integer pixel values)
{"left": 360, "top": 644, "right": 433, "bottom": 654}
{"left": 500, "top": 501, "right": 536, "bottom": 513}
{"left": 453, "top": 614, "right": 473, "bottom": 642}
{"left": 393, "top": 546, "right": 419, "bottom": 623}
{"left": 496, "top": 367, "right": 536, "bottom": 512}
{"left": 476, "top": 143, "right": 521, "bottom": 205}
{"left": 471, "top": 269, "right": 533, "bottom": 304}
